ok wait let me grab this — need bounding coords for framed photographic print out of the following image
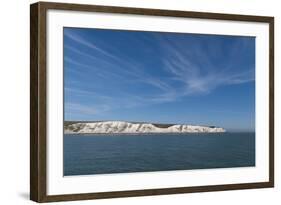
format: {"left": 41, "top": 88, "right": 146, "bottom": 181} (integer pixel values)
{"left": 30, "top": 1, "right": 274, "bottom": 202}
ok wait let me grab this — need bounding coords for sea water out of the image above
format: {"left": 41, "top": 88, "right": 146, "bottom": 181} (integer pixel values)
{"left": 63, "top": 132, "right": 255, "bottom": 176}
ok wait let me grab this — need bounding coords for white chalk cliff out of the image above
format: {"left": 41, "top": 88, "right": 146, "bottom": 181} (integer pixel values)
{"left": 64, "top": 121, "right": 225, "bottom": 134}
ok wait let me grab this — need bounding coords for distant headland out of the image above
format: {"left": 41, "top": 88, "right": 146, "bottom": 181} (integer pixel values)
{"left": 64, "top": 121, "right": 226, "bottom": 134}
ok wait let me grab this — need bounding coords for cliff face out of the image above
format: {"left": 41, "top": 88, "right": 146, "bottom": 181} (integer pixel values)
{"left": 64, "top": 121, "right": 226, "bottom": 134}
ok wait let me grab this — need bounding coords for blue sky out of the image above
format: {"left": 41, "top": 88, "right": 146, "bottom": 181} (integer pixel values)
{"left": 64, "top": 28, "right": 255, "bottom": 132}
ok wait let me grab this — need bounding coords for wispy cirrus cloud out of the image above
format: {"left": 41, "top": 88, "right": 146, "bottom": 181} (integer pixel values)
{"left": 65, "top": 30, "right": 174, "bottom": 93}
{"left": 157, "top": 34, "right": 255, "bottom": 96}
{"left": 64, "top": 30, "right": 119, "bottom": 60}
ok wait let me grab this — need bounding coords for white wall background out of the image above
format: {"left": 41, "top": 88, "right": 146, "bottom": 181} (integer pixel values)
{"left": 0, "top": 0, "right": 279, "bottom": 204}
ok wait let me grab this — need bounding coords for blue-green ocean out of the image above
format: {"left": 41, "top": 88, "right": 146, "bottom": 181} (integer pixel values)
{"left": 64, "top": 132, "right": 255, "bottom": 176}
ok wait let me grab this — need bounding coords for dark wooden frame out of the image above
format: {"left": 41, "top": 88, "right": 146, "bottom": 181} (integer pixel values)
{"left": 30, "top": 1, "right": 274, "bottom": 203}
